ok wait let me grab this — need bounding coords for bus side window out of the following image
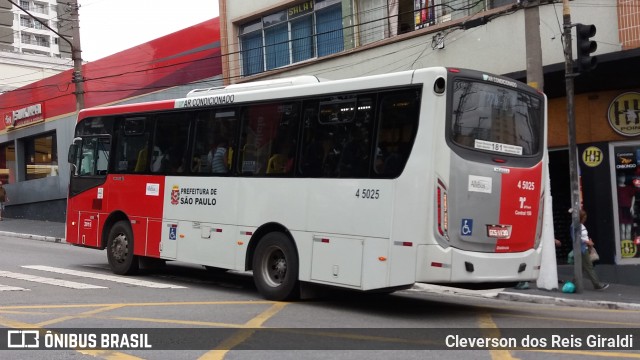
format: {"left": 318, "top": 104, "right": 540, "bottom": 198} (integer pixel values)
{"left": 300, "top": 101, "right": 325, "bottom": 177}
{"left": 192, "top": 109, "right": 238, "bottom": 175}
{"left": 240, "top": 102, "right": 299, "bottom": 176}
{"left": 374, "top": 90, "right": 419, "bottom": 178}
{"left": 301, "top": 95, "right": 373, "bottom": 178}
{"left": 192, "top": 114, "right": 211, "bottom": 173}
{"left": 115, "top": 117, "right": 149, "bottom": 173}
{"left": 151, "top": 113, "right": 191, "bottom": 174}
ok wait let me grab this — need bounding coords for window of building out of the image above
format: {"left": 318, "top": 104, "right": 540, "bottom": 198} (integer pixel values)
{"left": 34, "top": 34, "right": 49, "bottom": 47}
{"left": 239, "top": 0, "right": 343, "bottom": 76}
{"left": 19, "top": 15, "right": 45, "bottom": 30}
{"left": 24, "top": 132, "right": 58, "bottom": 180}
{"left": 0, "top": 142, "right": 16, "bottom": 184}
{"left": 237, "top": 0, "right": 517, "bottom": 76}
{"left": 20, "top": 16, "right": 30, "bottom": 28}
{"left": 356, "top": 0, "right": 388, "bottom": 45}
{"left": 33, "top": 1, "right": 47, "bottom": 15}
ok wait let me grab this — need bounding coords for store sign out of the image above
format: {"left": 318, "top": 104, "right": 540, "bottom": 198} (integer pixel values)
{"left": 3, "top": 103, "right": 45, "bottom": 130}
{"left": 582, "top": 146, "right": 603, "bottom": 167}
{"left": 615, "top": 152, "right": 637, "bottom": 170}
{"left": 288, "top": 1, "right": 313, "bottom": 18}
{"left": 608, "top": 92, "right": 640, "bottom": 136}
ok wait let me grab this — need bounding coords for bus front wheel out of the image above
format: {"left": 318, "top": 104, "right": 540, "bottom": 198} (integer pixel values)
{"left": 107, "top": 220, "right": 139, "bottom": 275}
{"left": 252, "top": 232, "right": 299, "bottom": 301}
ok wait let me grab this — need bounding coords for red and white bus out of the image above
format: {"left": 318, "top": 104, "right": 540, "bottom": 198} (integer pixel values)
{"left": 66, "top": 67, "right": 547, "bottom": 300}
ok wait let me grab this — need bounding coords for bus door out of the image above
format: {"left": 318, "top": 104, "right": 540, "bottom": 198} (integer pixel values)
{"left": 69, "top": 136, "right": 111, "bottom": 247}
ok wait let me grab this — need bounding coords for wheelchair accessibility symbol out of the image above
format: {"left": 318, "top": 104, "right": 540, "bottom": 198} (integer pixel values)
{"left": 461, "top": 219, "right": 473, "bottom": 236}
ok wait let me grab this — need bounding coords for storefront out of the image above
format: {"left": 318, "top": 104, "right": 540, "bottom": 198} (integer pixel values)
{"left": 608, "top": 91, "right": 640, "bottom": 261}
{"left": 0, "top": 18, "right": 222, "bottom": 221}
{"left": 545, "top": 89, "right": 640, "bottom": 268}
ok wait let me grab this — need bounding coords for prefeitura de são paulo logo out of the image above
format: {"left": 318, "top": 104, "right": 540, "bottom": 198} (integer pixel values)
{"left": 171, "top": 185, "right": 180, "bottom": 205}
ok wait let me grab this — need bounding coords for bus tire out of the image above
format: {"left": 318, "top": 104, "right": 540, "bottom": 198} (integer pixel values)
{"left": 106, "top": 220, "right": 139, "bottom": 275}
{"left": 252, "top": 232, "right": 299, "bottom": 301}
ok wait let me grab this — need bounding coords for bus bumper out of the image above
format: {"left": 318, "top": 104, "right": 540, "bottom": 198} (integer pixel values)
{"left": 416, "top": 244, "right": 542, "bottom": 283}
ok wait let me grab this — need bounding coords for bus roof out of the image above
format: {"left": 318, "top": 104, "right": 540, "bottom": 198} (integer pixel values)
{"left": 186, "top": 75, "right": 322, "bottom": 97}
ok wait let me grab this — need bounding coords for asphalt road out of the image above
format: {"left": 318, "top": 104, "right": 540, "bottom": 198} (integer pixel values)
{"left": 1, "top": 234, "right": 639, "bottom": 360}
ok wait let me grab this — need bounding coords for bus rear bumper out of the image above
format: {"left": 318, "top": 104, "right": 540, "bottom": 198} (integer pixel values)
{"left": 416, "top": 244, "right": 542, "bottom": 283}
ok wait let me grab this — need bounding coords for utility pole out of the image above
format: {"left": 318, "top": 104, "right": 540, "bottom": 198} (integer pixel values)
{"left": 562, "top": 0, "right": 584, "bottom": 293}
{"left": 8, "top": 0, "right": 84, "bottom": 111}
{"left": 68, "top": 1, "right": 84, "bottom": 110}
{"left": 524, "top": 0, "right": 544, "bottom": 91}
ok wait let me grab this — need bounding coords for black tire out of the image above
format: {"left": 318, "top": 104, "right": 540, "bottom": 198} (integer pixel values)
{"left": 252, "top": 232, "right": 299, "bottom": 301}
{"left": 106, "top": 220, "right": 139, "bottom": 275}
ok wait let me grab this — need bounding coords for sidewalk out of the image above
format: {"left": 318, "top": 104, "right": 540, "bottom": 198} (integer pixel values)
{"left": 1, "top": 217, "right": 639, "bottom": 310}
{"left": 0, "top": 217, "right": 65, "bottom": 242}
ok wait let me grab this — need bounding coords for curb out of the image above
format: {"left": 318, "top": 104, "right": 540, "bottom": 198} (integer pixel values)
{"left": 409, "top": 283, "right": 640, "bottom": 311}
{"left": 0, "top": 231, "right": 65, "bottom": 244}
{"left": 497, "top": 291, "right": 640, "bottom": 311}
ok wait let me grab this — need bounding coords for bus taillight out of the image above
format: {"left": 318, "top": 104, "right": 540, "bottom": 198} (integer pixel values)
{"left": 437, "top": 179, "right": 449, "bottom": 239}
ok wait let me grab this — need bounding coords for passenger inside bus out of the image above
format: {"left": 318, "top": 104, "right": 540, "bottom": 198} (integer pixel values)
{"left": 209, "top": 135, "right": 229, "bottom": 174}
{"left": 266, "top": 139, "right": 291, "bottom": 175}
{"left": 339, "top": 127, "right": 368, "bottom": 177}
{"left": 301, "top": 131, "right": 326, "bottom": 177}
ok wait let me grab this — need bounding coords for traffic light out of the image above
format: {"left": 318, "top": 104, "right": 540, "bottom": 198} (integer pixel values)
{"left": 576, "top": 23, "right": 597, "bottom": 72}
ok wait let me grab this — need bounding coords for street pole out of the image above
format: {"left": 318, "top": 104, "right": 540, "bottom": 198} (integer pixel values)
{"left": 524, "top": 1, "right": 544, "bottom": 91}
{"left": 8, "top": 0, "right": 84, "bottom": 111}
{"left": 562, "top": 0, "right": 584, "bottom": 293}
{"left": 68, "top": 1, "right": 84, "bottom": 110}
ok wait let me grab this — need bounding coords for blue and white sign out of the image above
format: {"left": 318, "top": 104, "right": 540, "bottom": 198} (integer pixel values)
{"left": 169, "top": 225, "right": 177, "bottom": 240}
{"left": 461, "top": 219, "right": 473, "bottom": 236}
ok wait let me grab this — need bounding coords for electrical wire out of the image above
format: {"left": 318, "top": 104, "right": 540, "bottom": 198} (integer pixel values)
{"left": 1, "top": 0, "right": 561, "bottom": 110}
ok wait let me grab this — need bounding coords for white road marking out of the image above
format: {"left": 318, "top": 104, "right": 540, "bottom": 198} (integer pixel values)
{"left": 0, "top": 284, "right": 29, "bottom": 291}
{"left": 22, "top": 265, "right": 187, "bottom": 289}
{"left": 0, "top": 271, "right": 107, "bottom": 289}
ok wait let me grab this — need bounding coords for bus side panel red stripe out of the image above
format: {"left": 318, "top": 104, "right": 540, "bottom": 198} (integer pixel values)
{"left": 146, "top": 219, "right": 162, "bottom": 257}
{"left": 106, "top": 175, "right": 165, "bottom": 258}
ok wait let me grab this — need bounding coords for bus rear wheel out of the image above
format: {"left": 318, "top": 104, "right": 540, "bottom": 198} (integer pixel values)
{"left": 107, "top": 220, "right": 139, "bottom": 275}
{"left": 253, "top": 232, "right": 299, "bottom": 301}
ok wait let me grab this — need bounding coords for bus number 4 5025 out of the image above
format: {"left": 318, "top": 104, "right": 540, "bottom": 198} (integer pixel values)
{"left": 355, "top": 189, "right": 380, "bottom": 199}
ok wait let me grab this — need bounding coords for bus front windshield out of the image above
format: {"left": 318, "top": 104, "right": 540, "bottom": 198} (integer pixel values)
{"left": 450, "top": 80, "right": 542, "bottom": 157}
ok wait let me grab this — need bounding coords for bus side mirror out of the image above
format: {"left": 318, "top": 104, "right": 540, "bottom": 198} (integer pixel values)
{"left": 68, "top": 143, "right": 78, "bottom": 164}
{"left": 68, "top": 137, "right": 82, "bottom": 176}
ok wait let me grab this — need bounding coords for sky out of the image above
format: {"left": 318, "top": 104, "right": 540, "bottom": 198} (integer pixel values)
{"left": 77, "top": 0, "right": 219, "bottom": 61}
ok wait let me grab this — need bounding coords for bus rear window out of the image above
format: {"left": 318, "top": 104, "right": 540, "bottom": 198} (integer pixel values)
{"left": 450, "top": 80, "right": 542, "bottom": 156}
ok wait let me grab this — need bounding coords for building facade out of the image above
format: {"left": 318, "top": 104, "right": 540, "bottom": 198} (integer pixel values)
{"left": 0, "top": 0, "right": 75, "bottom": 92}
{"left": 0, "top": 18, "right": 222, "bottom": 221}
{"left": 218, "top": 0, "right": 640, "bottom": 272}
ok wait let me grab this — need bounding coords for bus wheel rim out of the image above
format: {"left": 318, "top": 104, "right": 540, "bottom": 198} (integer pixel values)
{"left": 262, "top": 246, "right": 286, "bottom": 287}
{"left": 112, "top": 234, "right": 128, "bottom": 264}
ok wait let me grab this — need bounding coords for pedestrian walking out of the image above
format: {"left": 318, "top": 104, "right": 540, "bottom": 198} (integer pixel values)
{"left": 0, "top": 181, "right": 8, "bottom": 220}
{"left": 571, "top": 209, "right": 609, "bottom": 290}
